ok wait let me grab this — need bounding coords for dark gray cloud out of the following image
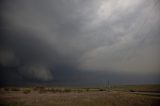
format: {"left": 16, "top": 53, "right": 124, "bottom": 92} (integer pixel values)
{"left": 0, "top": 0, "right": 160, "bottom": 86}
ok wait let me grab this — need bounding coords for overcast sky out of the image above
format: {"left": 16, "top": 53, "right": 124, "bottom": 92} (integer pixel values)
{"left": 0, "top": 0, "right": 160, "bottom": 86}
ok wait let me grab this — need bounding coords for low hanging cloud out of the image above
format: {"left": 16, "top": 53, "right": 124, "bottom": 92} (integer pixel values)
{"left": 0, "top": 49, "right": 19, "bottom": 67}
{"left": 0, "top": 0, "right": 160, "bottom": 85}
{"left": 20, "top": 65, "right": 53, "bottom": 81}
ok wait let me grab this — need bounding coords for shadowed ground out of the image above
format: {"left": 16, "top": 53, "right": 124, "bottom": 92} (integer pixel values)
{"left": 0, "top": 85, "right": 160, "bottom": 106}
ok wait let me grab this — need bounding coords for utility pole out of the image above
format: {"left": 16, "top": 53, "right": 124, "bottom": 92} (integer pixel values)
{"left": 108, "top": 80, "right": 110, "bottom": 91}
{"left": 106, "top": 80, "right": 110, "bottom": 91}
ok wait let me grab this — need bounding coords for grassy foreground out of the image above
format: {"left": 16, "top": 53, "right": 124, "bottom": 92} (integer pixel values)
{"left": 0, "top": 85, "right": 160, "bottom": 106}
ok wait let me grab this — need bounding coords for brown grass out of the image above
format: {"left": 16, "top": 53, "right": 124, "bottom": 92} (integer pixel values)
{"left": 0, "top": 88, "right": 159, "bottom": 106}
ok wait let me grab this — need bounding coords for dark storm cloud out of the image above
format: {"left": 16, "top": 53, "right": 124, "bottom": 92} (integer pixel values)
{"left": 0, "top": 0, "right": 160, "bottom": 86}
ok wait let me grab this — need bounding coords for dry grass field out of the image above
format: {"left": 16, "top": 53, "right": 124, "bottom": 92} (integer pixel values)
{"left": 0, "top": 85, "right": 160, "bottom": 106}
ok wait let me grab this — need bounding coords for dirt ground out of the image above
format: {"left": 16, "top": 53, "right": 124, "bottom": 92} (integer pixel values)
{"left": 0, "top": 90, "right": 160, "bottom": 106}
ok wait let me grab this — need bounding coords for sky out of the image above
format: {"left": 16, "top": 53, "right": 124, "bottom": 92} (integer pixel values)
{"left": 0, "top": 0, "right": 160, "bottom": 86}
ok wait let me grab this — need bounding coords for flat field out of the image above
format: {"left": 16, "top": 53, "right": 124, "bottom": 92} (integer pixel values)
{"left": 0, "top": 85, "right": 160, "bottom": 106}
